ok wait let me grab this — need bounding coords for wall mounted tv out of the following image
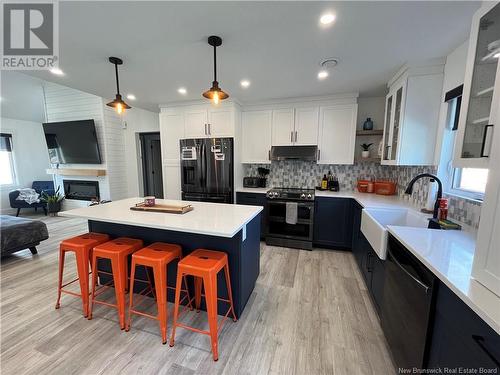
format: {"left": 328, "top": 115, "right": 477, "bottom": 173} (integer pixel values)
{"left": 43, "top": 119, "right": 102, "bottom": 164}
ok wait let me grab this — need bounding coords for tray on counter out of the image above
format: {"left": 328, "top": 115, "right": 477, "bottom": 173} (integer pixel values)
{"left": 130, "top": 202, "right": 194, "bottom": 214}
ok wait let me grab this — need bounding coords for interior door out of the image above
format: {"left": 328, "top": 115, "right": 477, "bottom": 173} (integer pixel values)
{"left": 272, "top": 108, "right": 295, "bottom": 146}
{"left": 140, "top": 133, "right": 164, "bottom": 198}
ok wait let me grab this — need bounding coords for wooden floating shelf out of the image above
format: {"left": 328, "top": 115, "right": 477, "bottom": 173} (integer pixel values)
{"left": 356, "top": 129, "right": 384, "bottom": 136}
{"left": 46, "top": 168, "right": 106, "bottom": 177}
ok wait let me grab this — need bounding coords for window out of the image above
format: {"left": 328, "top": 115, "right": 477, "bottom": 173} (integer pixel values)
{"left": 452, "top": 168, "right": 488, "bottom": 196}
{"left": 0, "top": 133, "right": 16, "bottom": 185}
{"left": 438, "top": 87, "right": 488, "bottom": 201}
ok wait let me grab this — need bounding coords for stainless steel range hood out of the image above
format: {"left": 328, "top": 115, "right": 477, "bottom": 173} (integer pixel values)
{"left": 270, "top": 145, "right": 318, "bottom": 161}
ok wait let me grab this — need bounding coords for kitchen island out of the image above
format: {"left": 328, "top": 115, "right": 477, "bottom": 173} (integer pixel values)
{"left": 60, "top": 198, "right": 263, "bottom": 317}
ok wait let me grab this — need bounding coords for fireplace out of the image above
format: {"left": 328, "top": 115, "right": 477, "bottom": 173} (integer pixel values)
{"left": 63, "top": 180, "right": 100, "bottom": 201}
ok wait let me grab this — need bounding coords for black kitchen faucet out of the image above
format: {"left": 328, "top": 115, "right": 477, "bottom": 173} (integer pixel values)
{"left": 404, "top": 173, "right": 443, "bottom": 227}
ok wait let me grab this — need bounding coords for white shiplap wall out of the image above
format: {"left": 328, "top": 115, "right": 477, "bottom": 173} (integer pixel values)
{"left": 43, "top": 82, "right": 128, "bottom": 206}
{"left": 102, "top": 105, "right": 128, "bottom": 200}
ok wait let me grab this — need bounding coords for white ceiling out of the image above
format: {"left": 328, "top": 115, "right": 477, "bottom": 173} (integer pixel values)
{"left": 19, "top": 1, "right": 480, "bottom": 112}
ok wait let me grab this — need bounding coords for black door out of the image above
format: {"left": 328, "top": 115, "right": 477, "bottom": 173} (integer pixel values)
{"left": 140, "top": 133, "right": 164, "bottom": 198}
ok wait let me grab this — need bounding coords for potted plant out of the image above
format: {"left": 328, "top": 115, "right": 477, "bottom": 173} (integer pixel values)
{"left": 41, "top": 186, "right": 65, "bottom": 214}
{"left": 361, "top": 143, "right": 373, "bottom": 158}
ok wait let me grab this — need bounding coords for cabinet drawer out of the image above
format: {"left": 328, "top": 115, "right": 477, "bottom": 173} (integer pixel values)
{"left": 236, "top": 192, "right": 266, "bottom": 206}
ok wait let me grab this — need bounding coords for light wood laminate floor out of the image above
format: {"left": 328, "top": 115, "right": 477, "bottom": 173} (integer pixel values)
{"left": 1, "top": 213, "right": 395, "bottom": 374}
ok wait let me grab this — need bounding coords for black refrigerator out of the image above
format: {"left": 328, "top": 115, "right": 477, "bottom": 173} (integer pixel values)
{"left": 180, "top": 138, "right": 234, "bottom": 204}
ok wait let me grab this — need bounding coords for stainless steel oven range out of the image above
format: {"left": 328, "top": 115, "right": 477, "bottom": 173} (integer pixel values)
{"left": 265, "top": 187, "right": 315, "bottom": 250}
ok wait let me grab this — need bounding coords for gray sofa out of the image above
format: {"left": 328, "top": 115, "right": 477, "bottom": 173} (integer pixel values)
{"left": 0, "top": 215, "right": 49, "bottom": 256}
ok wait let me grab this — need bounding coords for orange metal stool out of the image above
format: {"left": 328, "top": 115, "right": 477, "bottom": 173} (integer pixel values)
{"left": 55, "top": 232, "right": 110, "bottom": 317}
{"left": 169, "top": 249, "right": 237, "bottom": 361}
{"left": 88, "top": 237, "right": 143, "bottom": 329}
{"left": 125, "top": 242, "right": 193, "bottom": 344}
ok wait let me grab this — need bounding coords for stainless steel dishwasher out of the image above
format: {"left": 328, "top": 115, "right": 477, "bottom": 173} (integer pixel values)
{"left": 380, "top": 234, "right": 437, "bottom": 370}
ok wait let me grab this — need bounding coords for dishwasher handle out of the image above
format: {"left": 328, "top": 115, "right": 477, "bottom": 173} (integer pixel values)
{"left": 387, "top": 247, "right": 431, "bottom": 294}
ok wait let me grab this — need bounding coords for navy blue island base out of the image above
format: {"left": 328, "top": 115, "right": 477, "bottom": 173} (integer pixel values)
{"left": 89, "top": 212, "right": 261, "bottom": 318}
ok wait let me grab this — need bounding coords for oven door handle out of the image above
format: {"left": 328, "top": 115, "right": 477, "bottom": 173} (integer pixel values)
{"left": 387, "top": 248, "right": 430, "bottom": 294}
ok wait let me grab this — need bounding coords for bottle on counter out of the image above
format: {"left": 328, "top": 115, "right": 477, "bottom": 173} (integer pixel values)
{"left": 332, "top": 174, "right": 340, "bottom": 191}
{"left": 327, "top": 170, "right": 333, "bottom": 190}
{"left": 321, "top": 174, "right": 328, "bottom": 190}
{"left": 438, "top": 198, "right": 448, "bottom": 221}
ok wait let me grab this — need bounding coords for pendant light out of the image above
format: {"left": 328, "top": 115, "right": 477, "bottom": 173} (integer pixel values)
{"left": 202, "top": 36, "right": 229, "bottom": 105}
{"left": 106, "top": 56, "right": 131, "bottom": 114}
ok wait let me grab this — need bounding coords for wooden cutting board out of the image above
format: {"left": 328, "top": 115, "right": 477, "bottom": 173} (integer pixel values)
{"left": 130, "top": 202, "right": 194, "bottom": 214}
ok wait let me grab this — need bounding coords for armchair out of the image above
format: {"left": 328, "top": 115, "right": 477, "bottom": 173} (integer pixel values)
{"left": 9, "top": 180, "right": 55, "bottom": 216}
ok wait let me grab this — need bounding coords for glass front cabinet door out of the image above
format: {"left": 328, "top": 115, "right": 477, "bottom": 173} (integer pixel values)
{"left": 382, "top": 81, "right": 406, "bottom": 165}
{"left": 454, "top": 2, "right": 500, "bottom": 168}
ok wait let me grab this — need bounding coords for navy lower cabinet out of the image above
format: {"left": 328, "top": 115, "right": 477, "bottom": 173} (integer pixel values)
{"left": 236, "top": 192, "right": 267, "bottom": 239}
{"left": 356, "top": 233, "right": 385, "bottom": 313}
{"left": 428, "top": 282, "right": 500, "bottom": 371}
{"left": 313, "top": 197, "right": 353, "bottom": 249}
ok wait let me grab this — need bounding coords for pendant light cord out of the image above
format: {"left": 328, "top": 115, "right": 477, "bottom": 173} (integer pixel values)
{"left": 114, "top": 63, "right": 120, "bottom": 95}
{"left": 213, "top": 44, "right": 217, "bottom": 83}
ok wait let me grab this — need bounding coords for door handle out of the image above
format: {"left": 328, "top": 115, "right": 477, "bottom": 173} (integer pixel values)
{"left": 387, "top": 247, "right": 431, "bottom": 294}
{"left": 295, "top": 131, "right": 298, "bottom": 143}
{"left": 208, "top": 123, "right": 211, "bottom": 136}
{"left": 204, "top": 124, "right": 207, "bottom": 135}
{"left": 268, "top": 149, "right": 271, "bottom": 160}
{"left": 290, "top": 131, "right": 293, "bottom": 143}
{"left": 317, "top": 149, "right": 321, "bottom": 160}
{"left": 480, "top": 124, "right": 493, "bottom": 157}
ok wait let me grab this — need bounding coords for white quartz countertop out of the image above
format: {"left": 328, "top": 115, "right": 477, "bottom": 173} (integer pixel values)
{"left": 60, "top": 198, "right": 263, "bottom": 238}
{"left": 236, "top": 187, "right": 269, "bottom": 194}
{"left": 388, "top": 226, "right": 500, "bottom": 335}
{"left": 237, "top": 187, "right": 419, "bottom": 209}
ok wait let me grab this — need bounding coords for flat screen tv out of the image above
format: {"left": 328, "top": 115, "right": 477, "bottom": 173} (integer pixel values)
{"left": 43, "top": 119, "right": 102, "bottom": 164}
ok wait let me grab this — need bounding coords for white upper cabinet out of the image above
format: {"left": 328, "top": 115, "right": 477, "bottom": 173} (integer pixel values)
{"left": 272, "top": 108, "right": 295, "bottom": 145}
{"left": 453, "top": 2, "right": 500, "bottom": 168}
{"left": 472, "top": 92, "right": 500, "bottom": 297}
{"left": 317, "top": 104, "right": 358, "bottom": 165}
{"left": 381, "top": 63, "right": 444, "bottom": 166}
{"left": 241, "top": 110, "right": 272, "bottom": 164}
{"left": 294, "top": 107, "right": 319, "bottom": 145}
{"left": 208, "top": 107, "right": 234, "bottom": 137}
{"left": 184, "top": 104, "right": 235, "bottom": 138}
{"left": 184, "top": 107, "right": 208, "bottom": 138}
{"left": 271, "top": 107, "right": 319, "bottom": 146}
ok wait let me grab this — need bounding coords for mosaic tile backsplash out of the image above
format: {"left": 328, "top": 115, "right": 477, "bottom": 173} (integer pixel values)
{"left": 244, "top": 161, "right": 482, "bottom": 228}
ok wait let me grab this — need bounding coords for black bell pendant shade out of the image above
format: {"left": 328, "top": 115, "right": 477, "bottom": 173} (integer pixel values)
{"left": 106, "top": 57, "right": 131, "bottom": 114}
{"left": 202, "top": 36, "right": 229, "bottom": 105}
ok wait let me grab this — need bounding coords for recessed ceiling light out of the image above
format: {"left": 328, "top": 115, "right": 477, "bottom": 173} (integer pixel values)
{"left": 318, "top": 70, "right": 329, "bottom": 80}
{"left": 50, "top": 67, "right": 64, "bottom": 76}
{"left": 320, "top": 13, "right": 336, "bottom": 25}
{"left": 178, "top": 87, "right": 187, "bottom": 95}
{"left": 240, "top": 80, "right": 250, "bottom": 88}
{"left": 126, "top": 94, "right": 136, "bottom": 100}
